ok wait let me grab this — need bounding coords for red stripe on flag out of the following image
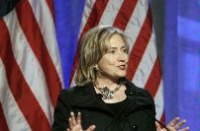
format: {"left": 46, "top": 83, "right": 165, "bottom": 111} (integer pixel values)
{"left": 0, "top": 102, "right": 9, "bottom": 131}
{"left": 15, "top": 0, "right": 61, "bottom": 107}
{"left": 145, "top": 58, "right": 162, "bottom": 97}
{"left": 113, "top": 0, "right": 137, "bottom": 31}
{"left": 126, "top": 7, "right": 152, "bottom": 80}
{"left": 160, "top": 112, "right": 166, "bottom": 125}
{"left": 70, "top": 0, "right": 109, "bottom": 82}
{"left": 0, "top": 18, "right": 51, "bottom": 131}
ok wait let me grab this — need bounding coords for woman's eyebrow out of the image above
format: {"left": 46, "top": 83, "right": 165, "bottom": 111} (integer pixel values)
{"left": 109, "top": 44, "right": 127, "bottom": 50}
{"left": 110, "top": 47, "right": 117, "bottom": 49}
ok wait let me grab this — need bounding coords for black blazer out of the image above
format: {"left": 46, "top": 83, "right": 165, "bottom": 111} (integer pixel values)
{"left": 52, "top": 80, "right": 156, "bottom": 131}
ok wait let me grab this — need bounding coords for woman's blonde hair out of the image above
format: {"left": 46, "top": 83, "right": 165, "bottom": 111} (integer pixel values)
{"left": 75, "top": 25, "right": 129, "bottom": 86}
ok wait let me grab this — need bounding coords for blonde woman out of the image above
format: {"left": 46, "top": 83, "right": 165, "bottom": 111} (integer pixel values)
{"left": 53, "top": 26, "right": 189, "bottom": 131}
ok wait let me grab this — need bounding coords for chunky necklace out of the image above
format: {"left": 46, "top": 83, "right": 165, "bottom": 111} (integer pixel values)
{"left": 94, "top": 83, "right": 121, "bottom": 100}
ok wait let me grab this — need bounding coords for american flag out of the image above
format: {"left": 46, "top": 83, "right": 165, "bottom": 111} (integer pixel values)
{"left": 0, "top": 0, "right": 164, "bottom": 130}
{"left": 0, "top": 0, "right": 63, "bottom": 130}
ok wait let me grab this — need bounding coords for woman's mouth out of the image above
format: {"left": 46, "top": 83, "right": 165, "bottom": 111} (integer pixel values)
{"left": 117, "top": 65, "right": 126, "bottom": 70}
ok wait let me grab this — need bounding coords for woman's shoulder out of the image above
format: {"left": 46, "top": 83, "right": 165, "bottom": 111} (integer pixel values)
{"left": 57, "top": 83, "right": 96, "bottom": 106}
{"left": 125, "top": 80, "right": 154, "bottom": 104}
{"left": 59, "top": 83, "right": 94, "bottom": 97}
{"left": 125, "top": 80, "right": 149, "bottom": 94}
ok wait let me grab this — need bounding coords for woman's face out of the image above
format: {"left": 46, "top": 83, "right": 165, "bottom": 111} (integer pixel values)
{"left": 97, "top": 34, "right": 129, "bottom": 80}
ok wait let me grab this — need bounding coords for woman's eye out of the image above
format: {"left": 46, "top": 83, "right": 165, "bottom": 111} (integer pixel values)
{"left": 108, "top": 50, "right": 115, "bottom": 54}
{"left": 123, "top": 49, "right": 128, "bottom": 53}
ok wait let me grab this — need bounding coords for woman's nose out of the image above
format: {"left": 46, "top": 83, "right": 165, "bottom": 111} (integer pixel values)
{"left": 118, "top": 51, "right": 127, "bottom": 61}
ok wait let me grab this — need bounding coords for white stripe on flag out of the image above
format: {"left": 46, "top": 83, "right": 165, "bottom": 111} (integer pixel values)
{"left": 154, "top": 81, "right": 164, "bottom": 120}
{"left": 78, "top": 0, "right": 96, "bottom": 37}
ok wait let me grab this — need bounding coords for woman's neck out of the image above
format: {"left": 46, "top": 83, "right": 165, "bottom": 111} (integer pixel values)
{"left": 95, "top": 77, "right": 119, "bottom": 90}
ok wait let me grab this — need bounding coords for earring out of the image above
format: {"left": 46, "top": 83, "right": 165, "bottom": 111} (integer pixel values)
{"left": 93, "top": 65, "right": 98, "bottom": 71}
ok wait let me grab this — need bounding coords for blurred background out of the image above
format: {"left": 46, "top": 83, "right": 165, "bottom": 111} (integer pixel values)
{"left": 151, "top": 1, "right": 198, "bottom": 130}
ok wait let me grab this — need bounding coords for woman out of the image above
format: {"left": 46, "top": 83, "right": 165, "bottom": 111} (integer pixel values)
{"left": 52, "top": 26, "right": 189, "bottom": 131}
